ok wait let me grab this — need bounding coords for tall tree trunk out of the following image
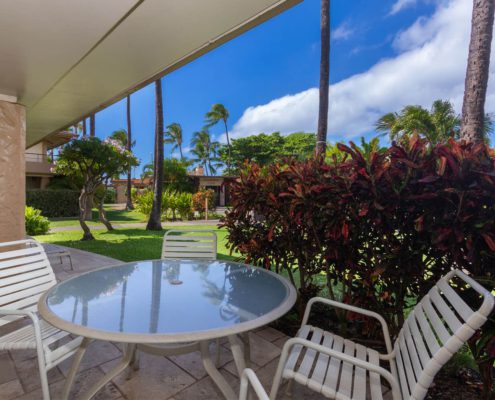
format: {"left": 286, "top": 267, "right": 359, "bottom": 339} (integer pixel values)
{"left": 126, "top": 95, "right": 134, "bottom": 210}
{"left": 179, "top": 143, "right": 183, "bottom": 159}
{"left": 96, "top": 196, "right": 114, "bottom": 231}
{"left": 460, "top": 0, "right": 495, "bottom": 142}
{"left": 82, "top": 118, "right": 87, "bottom": 137}
{"left": 223, "top": 119, "right": 231, "bottom": 172}
{"left": 78, "top": 189, "right": 95, "bottom": 240}
{"left": 146, "top": 79, "right": 164, "bottom": 231}
{"left": 316, "top": 0, "right": 330, "bottom": 156}
{"left": 90, "top": 114, "right": 95, "bottom": 137}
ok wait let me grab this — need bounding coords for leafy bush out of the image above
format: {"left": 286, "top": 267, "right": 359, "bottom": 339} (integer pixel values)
{"left": 104, "top": 187, "right": 116, "bottom": 203}
{"left": 222, "top": 137, "right": 495, "bottom": 386}
{"left": 25, "top": 206, "right": 50, "bottom": 235}
{"left": 176, "top": 192, "right": 193, "bottom": 220}
{"left": 26, "top": 189, "right": 80, "bottom": 217}
{"left": 192, "top": 189, "right": 215, "bottom": 213}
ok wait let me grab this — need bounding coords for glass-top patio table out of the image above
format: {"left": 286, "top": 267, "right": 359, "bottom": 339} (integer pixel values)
{"left": 38, "top": 259, "right": 296, "bottom": 400}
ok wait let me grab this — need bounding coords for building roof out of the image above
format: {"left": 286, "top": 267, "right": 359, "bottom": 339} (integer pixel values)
{"left": 0, "top": 0, "right": 301, "bottom": 147}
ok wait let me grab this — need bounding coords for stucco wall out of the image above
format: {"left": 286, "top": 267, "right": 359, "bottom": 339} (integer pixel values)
{"left": 0, "top": 101, "right": 26, "bottom": 241}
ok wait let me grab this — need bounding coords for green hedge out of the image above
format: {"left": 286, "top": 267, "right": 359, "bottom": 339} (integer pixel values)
{"left": 26, "top": 189, "right": 80, "bottom": 218}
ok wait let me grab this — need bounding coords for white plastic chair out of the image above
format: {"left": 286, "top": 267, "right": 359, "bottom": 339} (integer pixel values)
{"left": 161, "top": 229, "right": 217, "bottom": 260}
{"left": 270, "top": 269, "right": 494, "bottom": 400}
{"left": 239, "top": 368, "right": 269, "bottom": 400}
{"left": 0, "top": 239, "right": 84, "bottom": 400}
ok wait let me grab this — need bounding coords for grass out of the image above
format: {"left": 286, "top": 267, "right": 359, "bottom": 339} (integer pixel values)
{"left": 34, "top": 225, "right": 238, "bottom": 262}
{"left": 49, "top": 207, "right": 147, "bottom": 228}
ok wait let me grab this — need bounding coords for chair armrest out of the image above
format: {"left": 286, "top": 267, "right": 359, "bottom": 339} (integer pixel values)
{"left": 277, "top": 337, "right": 401, "bottom": 400}
{"left": 301, "top": 297, "right": 393, "bottom": 355}
{"left": 240, "top": 368, "right": 269, "bottom": 400}
{"left": 0, "top": 308, "right": 44, "bottom": 347}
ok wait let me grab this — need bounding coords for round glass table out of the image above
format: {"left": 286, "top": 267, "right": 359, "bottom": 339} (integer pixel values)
{"left": 38, "top": 260, "right": 296, "bottom": 400}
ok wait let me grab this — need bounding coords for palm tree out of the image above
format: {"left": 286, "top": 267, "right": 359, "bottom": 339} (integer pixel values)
{"left": 164, "top": 122, "right": 184, "bottom": 159}
{"left": 316, "top": 0, "right": 330, "bottom": 156}
{"left": 376, "top": 100, "right": 461, "bottom": 145}
{"left": 125, "top": 95, "right": 134, "bottom": 210}
{"left": 191, "top": 129, "right": 220, "bottom": 176}
{"left": 460, "top": 0, "right": 495, "bottom": 143}
{"left": 109, "top": 129, "right": 129, "bottom": 146}
{"left": 90, "top": 114, "right": 95, "bottom": 137}
{"left": 146, "top": 79, "right": 164, "bottom": 231}
{"left": 205, "top": 104, "right": 231, "bottom": 171}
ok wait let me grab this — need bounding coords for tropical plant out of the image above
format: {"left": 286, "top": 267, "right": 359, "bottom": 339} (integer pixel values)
{"left": 316, "top": 0, "right": 330, "bottom": 155}
{"left": 205, "top": 104, "right": 231, "bottom": 172}
{"left": 190, "top": 129, "right": 220, "bottom": 176}
{"left": 377, "top": 100, "right": 493, "bottom": 145}
{"left": 176, "top": 192, "right": 193, "bottom": 220}
{"left": 25, "top": 206, "right": 50, "bottom": 235}
{"left": 461, "top": 0, "right": 495, "bottom": 143}
{"left": 162, "top": 158, "right": 193, "bottom": 192}
{"left": 146, "top": 79, "right": 164, "bottom": 231}
{"left": 164, "top": 123, "right": 184, "bottom": 159}
{"left": 192, "top": 189, "right": 215, "bottom": 214}
{"left": 54, "top": 137, "right": 138, "bottom": 240}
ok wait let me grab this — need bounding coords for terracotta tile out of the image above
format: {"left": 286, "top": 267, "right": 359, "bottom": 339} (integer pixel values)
{"left": 0, "top": 379, "right": 24, "bottom": 400}
{"left": 58, "top": 340, "right": 122, "bottom": 376}
{"left": 168, "top": 343, "right": 233, "bottom": 380}
{"left": 173, "top": 369, "right": 239, "bottom": 400}
{"left": 100, "top": 352, "right": 195, "bottom": 399}
{"left": 14, "top": 359, "right": 64, "bottom": 393}
{"left": 0, "top": 352, "right": 17, "bottom": 385}
{"left": 255, "top": 327, "right": 285, "bottom": 342}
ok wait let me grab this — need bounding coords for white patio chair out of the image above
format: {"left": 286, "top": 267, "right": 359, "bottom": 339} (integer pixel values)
{"left": 0, "top": 239, "right": 84, "bottom": 400}
{"left": 239, "top": 368, "right": 269, "bottom": 400}
{"left": 161, "top": 229, "right": 217, "bottom": 260}
{"left": 270, "top": 269, "right": 494, "bottom": 400}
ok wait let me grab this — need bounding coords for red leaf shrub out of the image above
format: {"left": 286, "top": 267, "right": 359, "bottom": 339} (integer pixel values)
{"left": 221, "top": 137, "right": 494, "bottom": 339}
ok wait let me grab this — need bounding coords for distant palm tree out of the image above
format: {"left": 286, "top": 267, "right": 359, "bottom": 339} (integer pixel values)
{"left": 377, "top": 99, "right": 492, "bottom": 144}
{"left": 164, "top": 122, "right": 184, "bottom": 159}
{"left": 191, "top": 129, "right": 220, "bottom": 176}
{"left": 125, "top": 95, "right": 134, "bottom": 210}
{"left": 316, "top": 0, "right": 330, "bottom": 156}
{"left": 205, "top": 104, "right": 231, "bottom": 171}
{"left": 146, "top": 79, "right": 164, "bottom": 231}
{"left": 109, "top": 129, "right": 129, "bottom": 146}
{"left": 460, "top": 0, "right": 495, "bottom": 143}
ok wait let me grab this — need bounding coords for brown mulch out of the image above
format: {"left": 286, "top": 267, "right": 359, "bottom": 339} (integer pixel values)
{"left": 426, "top": 368, "right": 486, "bottom": 400}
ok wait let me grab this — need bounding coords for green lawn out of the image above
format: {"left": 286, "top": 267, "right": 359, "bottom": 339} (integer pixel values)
{"left": 34, "top": 225, "right": 238, "bottom": 262}
{"left": 49, "top": 207, "right": 147, "bottom": 228}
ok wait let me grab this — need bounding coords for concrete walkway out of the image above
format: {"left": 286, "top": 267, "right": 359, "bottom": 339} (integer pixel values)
{"left": 50, "top": 220, "right": 222, "bottom": 233}
{"left": 0, "top": 244, "right": 330, "bottom": 400}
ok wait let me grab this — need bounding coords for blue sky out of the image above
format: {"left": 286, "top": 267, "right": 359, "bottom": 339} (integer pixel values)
{"left": 91, "top": 0, "right": 494, "bottom": 175}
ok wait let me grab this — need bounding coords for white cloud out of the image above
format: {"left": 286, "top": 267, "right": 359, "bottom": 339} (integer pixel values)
{"left": 332, "top": 22, "right": 354, "bottom": 41}
{"left": 230, "top": 0, "right": 494, "bottom": 142}
{"left": 389, "top": 0, "right": 418, "bottom": 15}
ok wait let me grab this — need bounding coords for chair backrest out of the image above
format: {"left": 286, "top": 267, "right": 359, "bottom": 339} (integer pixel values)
{"left": 0, "top": 239, "right": 56, "bottom": 327}
{"left": 393, "top": 269, "right": 494, "bottom": 400}
{"left": 161, "top": 230, "right": 217, "bottom": 260}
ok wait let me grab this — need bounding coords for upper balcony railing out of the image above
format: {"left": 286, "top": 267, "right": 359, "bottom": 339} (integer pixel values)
{"left": 25, "top": 153, "right": 56, "bottom": 175}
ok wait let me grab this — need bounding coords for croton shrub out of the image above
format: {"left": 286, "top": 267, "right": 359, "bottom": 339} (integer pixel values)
{"left": 222, "top": 137, "right": 495, "bottom": 394}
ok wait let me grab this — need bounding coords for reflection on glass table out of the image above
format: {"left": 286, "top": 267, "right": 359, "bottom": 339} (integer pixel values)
{"left": 39, "top": 260, "right": 296, "bottom": 400}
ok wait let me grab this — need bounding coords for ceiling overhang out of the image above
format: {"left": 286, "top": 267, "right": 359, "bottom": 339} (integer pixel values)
{"left": 0, "top": 0, "right": 301, "bottom": 147}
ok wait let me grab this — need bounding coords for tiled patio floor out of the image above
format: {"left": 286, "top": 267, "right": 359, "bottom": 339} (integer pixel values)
{"left": 0, "top": 244, "right": 330, "bottom": 400}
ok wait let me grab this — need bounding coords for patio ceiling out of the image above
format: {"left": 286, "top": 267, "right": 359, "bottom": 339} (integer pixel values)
{"left": 0, "top": 0, "right": 301, "bottom": 147}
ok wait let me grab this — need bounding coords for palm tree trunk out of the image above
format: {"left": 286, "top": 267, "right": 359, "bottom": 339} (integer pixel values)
{"left": 146, "top": 79, "right": 164, "bottom": 231}
{"left": 316, "top": 0, "right": 330, "bottom": 156}
{"left": 90, "top": 114, "right": 95, "bottom": 137}
{"left": 82, "top": 118, "right": 87, "bottom": 137}
{"left": 223, "top": 119, "right": 231, "bottom": 172}
{"left": 126, "top": 95, "right": 134, "bottom": 210}
{"left": 179, "top": 144, "right": 183, "bottom": 159}
{"left": 460, "top": 0, "right": 495, "bottom": 143}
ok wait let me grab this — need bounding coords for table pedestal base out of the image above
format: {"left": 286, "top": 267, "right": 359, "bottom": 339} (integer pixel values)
{"left": 64, "top": 334, "right": 251, "bottom": 400}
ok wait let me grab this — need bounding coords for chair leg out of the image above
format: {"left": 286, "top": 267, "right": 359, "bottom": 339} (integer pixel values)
{"left": 269, "top": 341, "right": 291, "bottom": 400}
{"left": 36, "top": 345, "right": 51, "bottom": 400}
{"left": 215, "top": 338, "right": 221, "bottom": 366}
